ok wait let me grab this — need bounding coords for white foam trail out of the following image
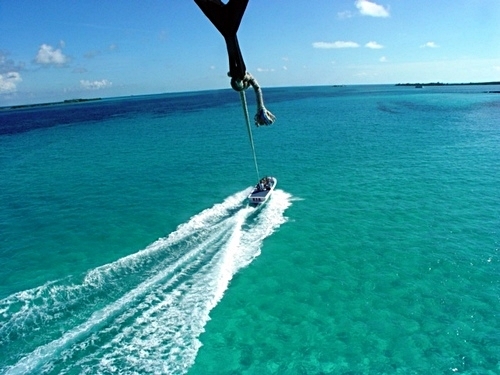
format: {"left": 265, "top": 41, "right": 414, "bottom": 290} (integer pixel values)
{"left": 3, "top": 189, "right": 292, "bottom": 374}
{"left": 0, "top": 190, "right": 250, "bottom": 347}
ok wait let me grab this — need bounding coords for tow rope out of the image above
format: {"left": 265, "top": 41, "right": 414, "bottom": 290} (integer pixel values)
{"left": 234, "top": 73, "right": 275, "bottom": 180}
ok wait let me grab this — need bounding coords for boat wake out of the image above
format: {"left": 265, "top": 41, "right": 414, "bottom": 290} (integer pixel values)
{"left": 0, "top": 189, "right": 292, "bottom": 374}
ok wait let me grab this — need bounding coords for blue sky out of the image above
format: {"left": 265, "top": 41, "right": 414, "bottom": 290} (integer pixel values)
{"left": 1, "top": 0, "right": 499, "bottom": 105}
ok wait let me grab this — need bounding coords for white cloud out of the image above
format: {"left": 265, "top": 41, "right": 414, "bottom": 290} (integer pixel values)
{"left": 35, "top": 43, "right": 68, "bottom": 65}
{"left": 338, "top": 10, "right": 354, "bottom": 19}
{"left": 158, "top": 30, "right": 168, "bottom": 42}
{"left": 256, "top": 68, "right": 275, "bottom": 72}
{"left": 0, "top": 72, "right": 22, "bottom": 93}
{"left": 283, "top": 66, "right": 288, "bottom": 70}
{"left": 420, "top": 41, "right": 439, "bottom": 48}
{"left": 379, "top": 56, "right": 388, "bottom": 62}
{"left": 80, "top": 79, "right": 112, "bottom": 90}
{"left": 355, "top": 0, "right": 390, "bottom": 17}
{"left": 84, "top": 50, "right": 100, "bottom": 59}
{"left": 72, "top": 67, "right": 88, "bottom": 73}
{"left": 313, "top": 41, "right": 360, "bottom": 49}
{"left": 365, "top": 41, "right": 384, "bottom": 49}
{"left": 1, "top": 52, "right": 24, "bottom": 73}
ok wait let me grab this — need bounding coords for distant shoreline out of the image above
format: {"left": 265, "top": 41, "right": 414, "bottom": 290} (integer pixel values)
{"left": 1, "top": 98, "right": 102, "bottom": 111}
{"left": 3, "top": 82, "right": 500, "bottom": 111}
{"left": 395, "top": 81, "right": 500, "bottom": 87}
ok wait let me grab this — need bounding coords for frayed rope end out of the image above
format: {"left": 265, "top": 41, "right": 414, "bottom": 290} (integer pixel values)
{"left": 254, "top": 107, "right": 276, "bottom": 126}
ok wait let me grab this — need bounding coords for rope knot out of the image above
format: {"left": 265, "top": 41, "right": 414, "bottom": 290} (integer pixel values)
{"left": 230, "top": 76, "right": 249, "bottom": 92}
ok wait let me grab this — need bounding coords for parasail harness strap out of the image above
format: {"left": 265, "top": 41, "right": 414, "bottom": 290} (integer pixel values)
{"left": 193, "top": 0, "right": 275, "bottom": 125}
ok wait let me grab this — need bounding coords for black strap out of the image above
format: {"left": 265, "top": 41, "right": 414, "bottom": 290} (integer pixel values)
{"left": 194, "top": 0, "right": 249, "bottom": 81}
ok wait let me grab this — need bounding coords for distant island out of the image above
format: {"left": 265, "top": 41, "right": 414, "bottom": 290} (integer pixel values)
{"left": 396, "top": 81, "right": 500, "bottom": 87}
{"left": 2, "top": 98, "right": 102, "bottom": 111}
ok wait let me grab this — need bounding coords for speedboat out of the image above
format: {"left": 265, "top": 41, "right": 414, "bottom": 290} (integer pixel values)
{"left": 248, "top": 176, "right": 277, "bottom": 206}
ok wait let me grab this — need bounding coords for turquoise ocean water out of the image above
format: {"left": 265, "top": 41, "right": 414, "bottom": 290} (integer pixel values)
{"left": 1, "top": 85, "right": 499, "bottom": 374}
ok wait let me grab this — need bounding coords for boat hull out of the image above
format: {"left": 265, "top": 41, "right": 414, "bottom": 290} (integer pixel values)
{"left": 248, "top": 176, "right": 277, "bottom": 206}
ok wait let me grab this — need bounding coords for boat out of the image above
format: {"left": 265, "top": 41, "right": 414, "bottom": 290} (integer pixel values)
{"left": 248, "top": 176, "right": 277, "bottom": 206}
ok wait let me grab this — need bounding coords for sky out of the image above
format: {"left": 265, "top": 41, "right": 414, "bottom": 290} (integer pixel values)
{"left": 1, "top": 0, "right": 500, "bottom": 106}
